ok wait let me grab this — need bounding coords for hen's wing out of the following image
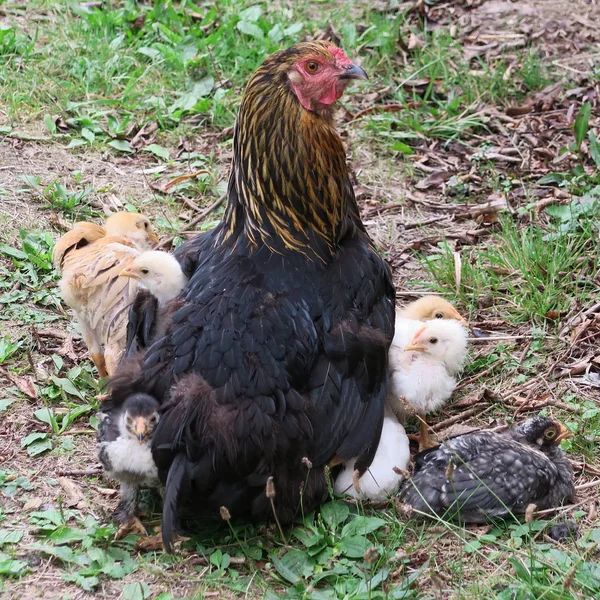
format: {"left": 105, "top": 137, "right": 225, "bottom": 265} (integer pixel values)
{"left": 403, "top": 432, "right": 560, "bottom": 521}
{"left": 109, "top": 228, "right": 394, "bottom": 535}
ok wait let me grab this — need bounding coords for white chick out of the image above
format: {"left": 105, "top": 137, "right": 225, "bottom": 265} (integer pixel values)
{"left": 334, "top": 405, "right": 410, "bottom": 501}
{"left": 119, "top": 250, "right": 187, "bottom": 305}
{"left": 388, "top": 319, "right": 468, "bottom": 451}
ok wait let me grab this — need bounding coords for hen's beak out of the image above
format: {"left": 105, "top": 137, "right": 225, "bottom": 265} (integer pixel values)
{"left": 555, "top": 423, "right": 573, "bottom": 444}
{"left": 133, "top": 417, "right": 149, "bottom": 442}
{"left": 120, "top": 268, "right": 140, "bottom": 280}
{"left": 339, "top": 64, "right": 368, "bottom": 81}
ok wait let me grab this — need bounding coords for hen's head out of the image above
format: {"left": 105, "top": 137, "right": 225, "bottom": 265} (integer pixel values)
{"left": 249, "top": 41, "right": 367, "bottom": 118}
{"left": 283, "top": 42, "right": 367, "bottom": 113}
{"left": 120, "top": 250, "right": 187, "bottom": 305}
{"left": 511, "top": 417, "right": 572, "bottom": 450}
{"left": 400, "top": 296, "right": 466, "bottom": 323}
{"left": 404, "top": 319, "right": 468, "bottom": 374}
{"left": 104, "top": 212, "right": 159, "bottom": 250}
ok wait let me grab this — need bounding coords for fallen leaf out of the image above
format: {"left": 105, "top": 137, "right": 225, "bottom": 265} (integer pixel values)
{"left": 415, "top": 171, "right": 453, "bottom": 190}
{"left": 58, "top": 477, "right": 88, "bottom": 509}
{"left": 0, "top": 367, "right": 37, "bottom": 399}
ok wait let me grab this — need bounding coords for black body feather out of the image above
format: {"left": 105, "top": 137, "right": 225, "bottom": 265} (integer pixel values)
{"left": 108, "top": 42, "right": 395, "bottom": 549}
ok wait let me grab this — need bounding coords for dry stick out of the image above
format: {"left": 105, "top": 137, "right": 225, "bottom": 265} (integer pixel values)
{"left": 454, "top": 359, "right": 504, "bottom": 391}
{"left": 57, "top": 467, "right": 102, "bottom": 477}
{"left": 574, "top": 479, "right": 600, "bottom": 491}
{"left": 157, "top": 193, "right": 226, "bottom": 249}
{"left": 468, "top": 335, "right": 537, "bottom": 342}
{"left": 432, "top": 405, "right": 490, "bottom": 432}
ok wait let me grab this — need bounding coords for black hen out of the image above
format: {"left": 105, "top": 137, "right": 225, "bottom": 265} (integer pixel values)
{"left": 107, "top": 41, "right": 395, "bottom": 550}
{"left": 401, "top": 416, "right": 575, "bottom": 523}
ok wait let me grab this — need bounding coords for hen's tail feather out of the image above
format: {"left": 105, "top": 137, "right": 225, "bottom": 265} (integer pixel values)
{"left": 162, "top": 453, "right": 188, "bottom": 553}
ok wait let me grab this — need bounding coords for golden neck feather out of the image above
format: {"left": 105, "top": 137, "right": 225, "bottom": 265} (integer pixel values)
{"left": 219, "top": 57, "right": 356, "bottom": 262}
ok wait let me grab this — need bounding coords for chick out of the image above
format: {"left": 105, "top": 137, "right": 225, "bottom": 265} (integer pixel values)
{"left": 397, "top": 295, "right": 466, "bottom": 323}
{"left": 334, "top": 405, "right": 410, "bottom": 501}
{"left": 392, "top": 295, "right": 466, "bottom": 350}
{"left": 119, "top": 250, "right": 187, "bottom": 306}
{"left": 53, "top": 212, "right": 158, "bottom": 377}
{"left": 97, "top": 393, "right": 160, "bottom": 537}
{"left": 388, "top": 319, "right": 468, "bottom": 451}
{"left": 401, "top": 417, "right": 575, "bottom": 523}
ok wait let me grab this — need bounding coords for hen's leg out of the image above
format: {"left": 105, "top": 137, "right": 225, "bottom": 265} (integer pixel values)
{"left": 113, "top": 483, "right": 147, "bottom": 539}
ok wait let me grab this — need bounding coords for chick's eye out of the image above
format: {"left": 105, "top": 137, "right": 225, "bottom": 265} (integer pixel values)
{"left": 435, "top": 313, "right": 444, "bottom": 319}
{"left": 306, "top": 61, "right": 320, "bottom": 73}
{"left": 140, "top": 268, "right": 149, "bottom": 275}
{"left": 430, "top": 337, "right": 438, "bottom": 344}
{"left": 544, "top": 429, "right": 556, "bottom": 439}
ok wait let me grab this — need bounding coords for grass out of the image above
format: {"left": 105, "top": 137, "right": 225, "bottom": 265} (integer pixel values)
{"left": 1, "top": 0, "right": 600, "bottom": 598}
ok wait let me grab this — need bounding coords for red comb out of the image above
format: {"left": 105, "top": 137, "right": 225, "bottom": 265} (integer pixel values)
{"left": 329, "top": 46, "right": 352, "bottom": 64}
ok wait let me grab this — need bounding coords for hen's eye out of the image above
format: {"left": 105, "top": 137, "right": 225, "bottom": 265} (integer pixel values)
{"left": 430, "top": 337, "right": 438, "bottom": 344}
{"left": 544, "top": 428, "right": 556, "bottom": 439}
{"left": 435, "top": 312, "right": 444, "bottom": 319}
{"left": 140, "top": 268, "right": 150, "bottom": 275}
{"left": 306, "top": 61, "right": 319, "bottom": 73}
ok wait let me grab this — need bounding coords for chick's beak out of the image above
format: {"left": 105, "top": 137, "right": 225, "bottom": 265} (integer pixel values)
{"left": 405, "top": 342, "right": 427, "bottom": 352}
{"left": 133, "top": 417, "right": 149, "bottom": 442}
{"left": 338, "top": 63, "right": 368, "bottom": 81}
{"left": 120, "top": 268, "right": 140, "bottom": 280}
{"left": 555, "top": 423, "right": 573, "bottom": 444}
{"left": 148, "top": 230, "right": 159, "bottom": 244}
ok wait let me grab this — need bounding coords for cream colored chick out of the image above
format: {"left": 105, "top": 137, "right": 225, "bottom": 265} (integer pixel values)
{"left": 119, "top": 251, "right": 187, "bottom": 306}
{"left": 334, "top": 405, "right": 410, "bottom": 501}
{"left": 397, "top": 295, "right": 466, "bottom": 323}
{"left": 391, "top": 296, "right": 466, "bottom": 356}
{"left": 388, "top": 319, "right": 468, "bottom": 451}
{"left": 53, "top": 212, "right": 159, "bottom": 377}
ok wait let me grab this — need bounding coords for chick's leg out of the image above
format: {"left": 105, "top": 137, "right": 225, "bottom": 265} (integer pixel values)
{"left": 407, "top": 418, "right": 438, "bottom": 452}
{"left": 103, "top": 343, "right": 123, "bottom": 377}
{"left": 113, "top": 483, "right": 147, "bottom": 539}
{"left": 77, "top": 317, "right": 108, "bottom": 378}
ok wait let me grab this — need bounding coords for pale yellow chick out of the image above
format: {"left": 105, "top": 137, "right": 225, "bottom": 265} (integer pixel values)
{"left": 388, "top": 296, "right": 467, "bottom": 450}
{"left": 53, "top": 212, "right": 159, "bottom": 377}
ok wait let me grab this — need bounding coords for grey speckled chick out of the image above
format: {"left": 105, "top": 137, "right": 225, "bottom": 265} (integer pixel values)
{"left": 97, "top": 393, "right": 160, "bottom": 537}
{"left": 401, "top": 416, "right": 575, "bottom": 523}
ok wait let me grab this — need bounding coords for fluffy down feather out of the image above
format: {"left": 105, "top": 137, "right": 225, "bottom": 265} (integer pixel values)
{"left": 334, "top": 405, "right": 409, "bottom": 500}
